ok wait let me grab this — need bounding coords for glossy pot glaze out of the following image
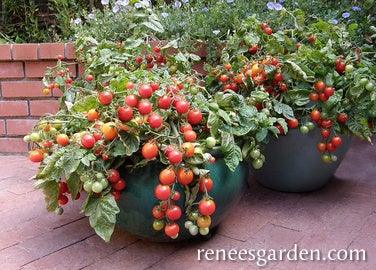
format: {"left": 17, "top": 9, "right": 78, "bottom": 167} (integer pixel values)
{"left": 116, "top": 159, "right": 248, "bottom": 242}
{"left": 251, "top": 128, "right": 353, "bottom": 192}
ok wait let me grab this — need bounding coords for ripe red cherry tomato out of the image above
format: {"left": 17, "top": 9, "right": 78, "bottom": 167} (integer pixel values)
{"left": 176, "top": 167, "right": 194, "bottom": 185}
{"left": 199, "top": 177, "right": 213, "bottom": 192}
{"left": 98, "top": 91, "right": 113, "bottom": 105}
{"left": 337, "top": 112, "right": 348, "bottom": 123}
{"left": 141, "top": 141, "right": 158, "bottom": 159}
{"left": 154, "top": 184, "right": 171, "bottom": 201}
{"left": 125, "top": 94, "right": 138, "bottom": 107}
{"left": 147, "top": 114, "right": 163, "bottom": 129}
{"left": 117, "top": 106, "right": 133, "bottom": 122}
{"left": 81, "top": 134, "right": 96, "bottom": 149}
{"left": 164, "top": 223, "right": 179, "bottom": 238}
{"left": 187, "top": 109, "right": 203, "bottom": 125}
{"left": 137, "top": 100, "right": 153, "bottom": 115}
{"left": 159, "top": 167, "right": 176, "bottom": 185}
{"left": 331, "top": 135, "right": 342, "bottom": 147}
{"left": 198, "top": 199, "right": 216, "bottom": 216}
{"left": 112, "top": 178, "right": 126, "bottom": 191}
{"left": 157, "top": 95, "right": 171, "bottom": 109}
{"left": 175, "top": 100, "right": 190, "bottom": 114}
{"left": 138, "top": 84, "right": 153, "bottom": 98}
{"left": 168, "top": 150, "right": 183, "bottom": 164}
{"left": 166, "top": 205, "right": 182, "bottom": 221}
{"left": 287, "top": 118, "right": 299, "bottom": 129}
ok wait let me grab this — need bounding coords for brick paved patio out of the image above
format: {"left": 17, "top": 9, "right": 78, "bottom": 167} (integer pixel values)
{"left": 1, "top": 138, "right": 375, "bottom": 269}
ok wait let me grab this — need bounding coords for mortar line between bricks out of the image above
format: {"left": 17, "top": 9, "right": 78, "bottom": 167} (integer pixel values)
{"left": 143, "top": 241, "right": 193, "bottom": 270}
{"left": 52, "top": 216, "right": 87, "bottom": 230}
{"left": 18, "top": 233, "right": 97, "bottom": 269}
{"left": 213, "top": 232, "right": 248, "bottom": 242}
{"left": 269, "top": 223, "right": 302, "bottom": 232}
{"left": 77, "top": 238, "right": 141, "bottom": 270}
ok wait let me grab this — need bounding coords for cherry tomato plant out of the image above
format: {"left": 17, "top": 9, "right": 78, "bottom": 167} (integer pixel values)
{"left": 206, "top": 10, "right": 376, "bottom": 164}
{"left": 25, "top": 4, "right": 375, "bottom": 243}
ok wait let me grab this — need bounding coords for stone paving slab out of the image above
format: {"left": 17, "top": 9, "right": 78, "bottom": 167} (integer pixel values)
{"left": 0, "top": 138, "right": 375, "bottom": 269}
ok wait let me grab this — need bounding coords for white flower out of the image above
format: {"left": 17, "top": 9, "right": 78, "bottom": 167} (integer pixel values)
{"left": 74, "top": 18, "right": 82, "bottom": 24}
{"left": 213, "top": 30, "right": 220, "bottom": 35}
{"left": 101, "top": 0, "right": 109, "bottom": 5}
{"left": 113, "top": 5, "right": 120, "bottom": 13}
{"left": 173, "top": 1, "right": 182, "bottom": 8}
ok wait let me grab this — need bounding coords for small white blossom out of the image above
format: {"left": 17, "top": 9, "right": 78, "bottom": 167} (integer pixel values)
{"left": 74, "top": 18, "right": 82, "bottom": 24}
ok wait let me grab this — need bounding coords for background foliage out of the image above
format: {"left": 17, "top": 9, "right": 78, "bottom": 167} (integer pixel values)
{"left": 0, "top": 0, "right": 375, "bottom": 44}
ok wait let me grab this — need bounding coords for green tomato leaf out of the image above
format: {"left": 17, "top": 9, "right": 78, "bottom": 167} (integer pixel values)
{"left": 81, "top": 153, "right": 97, "bottom": 167}
{"left": 207, "top": 111, "right": 219, "bottom": 136}
{"left": 273, "top": 100, "right": 294, "bottom": 119}
{"left": 70, "top": 95, "right": 99, "bottom": 113}
{"left": 217, "top": 109, "right": 232, "bottom": 125}
{"left": 35, "top": 148, "right": 66, "bottom": 180}
{"left": 66, "top": 171, "right": 82, "bottom": 201}
{"left": 34, "top": 179, "right": 59, "bottom": 212}
{"left": 223, "top": 144, "right": 242, "bottom": 172}
{"left": 84, "top": 193, "right": 120, "bottom": 243}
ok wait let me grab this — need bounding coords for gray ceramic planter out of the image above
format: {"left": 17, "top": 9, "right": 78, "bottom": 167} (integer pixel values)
{"left": 251, "top": 128, "right": 353, "bottom": 192}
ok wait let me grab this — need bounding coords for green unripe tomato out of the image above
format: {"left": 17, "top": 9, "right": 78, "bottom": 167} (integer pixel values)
{"left": 52, "top": 120, "right": 63, "bottom": 130}
{"left": 189, "top": 224, "right": 199, "bottom": 236}
{"left": 189, "top": 211, "right": 199, "bottom": 221}
{"left": 321, "top": 154, "right": 331, "bottom": 163}
{"left": 345, "top": 64, "right": 355, "bottom": 73}
{"left": 190, "top": 86, "right": 199, "bottom": 95}
{"left": 23, "top": 135, "right": 31, "bottom": 143}
{"left": 29, "top": 132, "right": 41, "bottom": 142}
{"left": 48, "top": 127, "right": 58, "bottom": 134}
{"left": 55, "top": 206, "right": 64, "bottom": 215}
{"left": 261, "top": 108, "right": 270, "bottom": 116}
{"left": 91, "top": 182, "right": 104, "bottom": 193}
{"left": 83, "top": 181, "right": 93, "bottom": 193}
{"left": 252, "top": 158, "right": 264, "bottom": 169}
{"left": 359, "top": 78, "right": 369, "bottom": 86}
{"left": 205, "top": 137, "right": 216, "bottom": 149}
{"left": 365, "top": 81, "right": 374, "bottom": 92}
{"left": 184, "top": 221, "right": 194, "bottom": 229}
{"left": 152, "top": 219, "right": 165, "bottom": 231}
{"left": 199, "top": 227, "right": 210, "bottom": 236}
{"left": 95, "top": 172, "right": 104, "bottom": 180}
{"left": 99, "top": 177, "right": 109, "bottom": 189}
{"left": 299, "top": 125, "right": 310, "bottom": 135}
{"left": 250, "top": 149, "right": 261, "bottom": 159}
{"left": 169, "top": 65, "right": 178, "bottom": 74}
{"left": 305, "top": 121, "right": 315, "bottom": 131}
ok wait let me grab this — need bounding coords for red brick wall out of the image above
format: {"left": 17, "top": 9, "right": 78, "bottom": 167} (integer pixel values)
{"left": 0, "top": 43, "right": 78, "bottom": 154}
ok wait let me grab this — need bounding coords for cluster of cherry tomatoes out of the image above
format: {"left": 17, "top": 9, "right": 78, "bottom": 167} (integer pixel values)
{"left": 309, "top": 108, "right": 346, "bottom": 163}
{"left": 152, "top": 165, "right": 216, "bottom": 238}
{"left": 309, "top": 80, "right": 335, "bottom": 103}
{"left": 133, "top": 46, "right": 168, "bottom": 70}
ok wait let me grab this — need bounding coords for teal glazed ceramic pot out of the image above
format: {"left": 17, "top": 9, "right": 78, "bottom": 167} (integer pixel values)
{"left": 116, "top": 159, "right": 248, "bottom": 242}
{"left": 252, "top": 128, "right": 353, "bottom": 192}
